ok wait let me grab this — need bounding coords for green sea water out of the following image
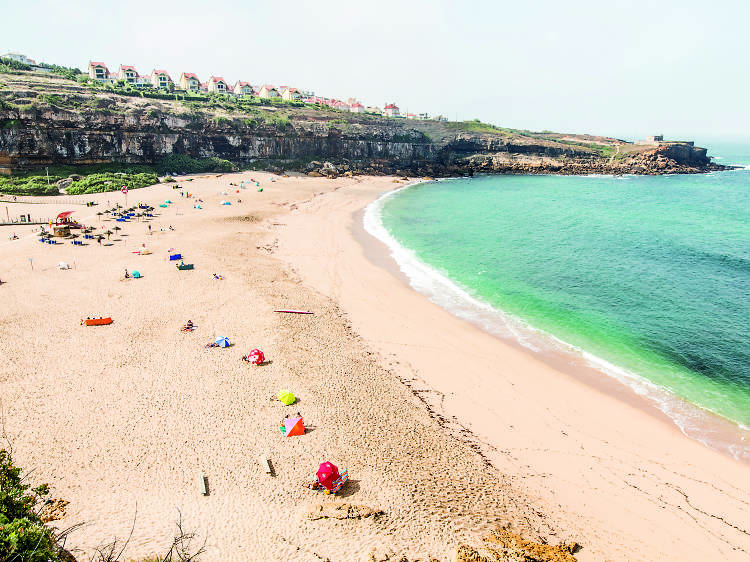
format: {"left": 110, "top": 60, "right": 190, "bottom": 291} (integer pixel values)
{"left": 373, "top": 143, "right": 750, "bottom": 455}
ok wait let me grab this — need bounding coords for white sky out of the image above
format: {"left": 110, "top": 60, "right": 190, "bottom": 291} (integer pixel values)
{"left": 3, "top": 0, "right": 748, "bottom": 140}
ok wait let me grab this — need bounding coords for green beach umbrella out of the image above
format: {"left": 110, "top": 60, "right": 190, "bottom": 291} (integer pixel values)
{"left": 277, "top": 390, "right": 296, "bottom": 405}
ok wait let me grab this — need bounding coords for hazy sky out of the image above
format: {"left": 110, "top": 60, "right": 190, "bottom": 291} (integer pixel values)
{"left": 3, "top": 0, "right": 748, "bottom": 140}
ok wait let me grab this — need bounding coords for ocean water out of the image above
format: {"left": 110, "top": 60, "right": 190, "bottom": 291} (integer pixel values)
{"left": 369, "top": 142, "right": 750, "bottom": 459}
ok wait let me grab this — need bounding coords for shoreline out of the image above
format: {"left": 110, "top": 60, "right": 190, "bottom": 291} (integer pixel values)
{"left": 276, "top": 175, "right": 750, "bottom": 560}
{"left": 2, "top": 172, "right": 749, "bottom": 561}
{"left": 360, "top": 180, "right": 750, "bottom": 464}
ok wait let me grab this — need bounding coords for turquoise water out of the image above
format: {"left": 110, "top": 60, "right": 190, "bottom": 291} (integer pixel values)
{"left": 377, "top": 145, "right": 750, "bottom": 443}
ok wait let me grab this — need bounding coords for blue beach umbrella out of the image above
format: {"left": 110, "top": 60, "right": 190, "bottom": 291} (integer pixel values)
{"left": 215, "top": 337, "right": 230, "bottom": 348}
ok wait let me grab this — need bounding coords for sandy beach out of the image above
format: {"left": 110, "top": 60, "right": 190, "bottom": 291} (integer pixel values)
{"left": 2, "top": 173, "right": 750, "bottom": 561}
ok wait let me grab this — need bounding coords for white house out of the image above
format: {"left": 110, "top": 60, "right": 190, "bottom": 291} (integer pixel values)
{"left": 258, "top": 84, "right": 280, "bottom": 98}
{"left": 383, "top": 103, "right": 400, "bottom": 117}
{"left": 151, "top": 69, "right": 173, "bottom": 90}
{"left": 350, "top": 102, "right": 365, "bottom": 113}
{"left": 2, "top": 52, "right": 36, "bottom": 65}
{"left": 117, "top": 65, "right": 138, "bottom": 85}
{"left": 207, "top": 76, "right": 229, "bottom": 94}
{"left": 281, "top": 87, "right": 302, "bottom": 101}
{"left": 179, "top": 72, "right": 201, "bottom": 92}
{"left": 88, "top": 61, "right": 112, "bottom": 82}
{"left": 233, "top": 81, "right": 255, "bottom": 96}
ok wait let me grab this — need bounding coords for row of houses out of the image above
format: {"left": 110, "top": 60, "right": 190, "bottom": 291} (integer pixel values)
{"left": 86, "top": 61, "right": 436, "bottom": 119}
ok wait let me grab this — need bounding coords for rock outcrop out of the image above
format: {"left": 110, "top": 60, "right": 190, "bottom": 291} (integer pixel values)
{"left": 0, "top": 83, "right": 723, "bottom": 177}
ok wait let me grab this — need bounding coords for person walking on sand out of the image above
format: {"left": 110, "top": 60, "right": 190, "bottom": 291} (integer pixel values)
{"left": 148, "top": 224, "right": 151, "bottom": 235}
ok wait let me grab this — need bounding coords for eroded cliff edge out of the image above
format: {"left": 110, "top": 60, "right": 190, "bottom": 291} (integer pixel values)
{"left": 0, "top": 72, "right": 724, "bottom": 177}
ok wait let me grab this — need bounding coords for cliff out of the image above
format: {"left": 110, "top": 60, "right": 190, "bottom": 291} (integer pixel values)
{"left": 0, "top": 71, "right": 724, "bottom": 177}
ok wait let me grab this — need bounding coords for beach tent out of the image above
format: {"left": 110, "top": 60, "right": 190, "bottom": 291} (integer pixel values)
{"left": 277, "top": 390, "right": 295, "bottom": 405}
{"left": 215, "top": 336, "right": 230, "bottom": 348}
{"left": 316, "top": 462, "right": 339, "bottom": 491}
{"left": 57, "top": 261, "right": 70, "bottom": 270}
{"left": 164, "top": 199, "right": 172, "bottom": 204}
{"left": 132, "top": 270, "right": 142, "bottom": 278}
{"left": 56, "top": 211, "right": 75, "bottom": 224}
{"left": 246, "top": 349, "right": 265, "bottom": 365}
{"left": 284, "top": 416, "right": 305, "bottom": 437}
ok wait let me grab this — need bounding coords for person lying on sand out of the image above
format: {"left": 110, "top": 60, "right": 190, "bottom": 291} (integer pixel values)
{"left": 213, "top": 273, "right": 224, "bottom": 280}
{"left": 205, "top": 341, "right": 219, "bottom": 348}
{"left": 181, "top": 320, "right": 195, "bottom": 332}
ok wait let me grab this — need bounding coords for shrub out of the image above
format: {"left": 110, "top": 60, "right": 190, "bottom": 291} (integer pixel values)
{"left": 0, "top": 57, "right": 32, "bottom": 72}
{"left": 66, "top": 172, "right": 159, "bottom": 195}
{"left": 0, "top": 449, "right": 61, "bottom": 561}
{"left": 155, "top": 154, "right": 236, "bottom": 175}
{"left": 0, "top": 176, "right": 61, "bottom": 195}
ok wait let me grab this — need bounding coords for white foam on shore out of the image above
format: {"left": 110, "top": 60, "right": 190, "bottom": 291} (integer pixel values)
{"left": 364, "top": 182, "right": 750, "bottom": 462}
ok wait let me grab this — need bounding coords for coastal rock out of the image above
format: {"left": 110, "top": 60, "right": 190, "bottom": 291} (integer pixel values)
{"left": 56, "top": 178, "right": 73, "bottom": 190}
{"left": 305, "top": 502, "right": 383, "bottom": 521}
{"left": 457, "top": 527, "right": 579, "bottom": 562}
{"left": 307, "top": 171, "right": 323, "bottom": 177}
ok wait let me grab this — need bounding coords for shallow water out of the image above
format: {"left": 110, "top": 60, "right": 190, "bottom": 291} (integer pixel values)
{"left": 373, "top": 144, "right": 750, "bottom": 457}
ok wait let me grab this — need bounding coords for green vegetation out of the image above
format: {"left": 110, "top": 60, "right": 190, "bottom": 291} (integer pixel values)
{"left": 65, "top": 172, "right": 159, "bottom": 195}
{"left": 445, "top": 118, "right": 511, "bottom": 135}
{"left": 0, "top": 57, "right": 32, "bottom": 72}
{"left": 0, "top": 176, "right": 62, "bottom": 195}
{"left": 155, "top": 154, "right": 236, "bottom": 175}
{"left": 0, "top": 448, "right": 61, "bottom": 561}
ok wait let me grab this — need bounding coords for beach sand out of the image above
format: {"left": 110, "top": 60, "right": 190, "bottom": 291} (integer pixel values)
{"left": 1, "top": 173, "right": 749, "bottom": 561}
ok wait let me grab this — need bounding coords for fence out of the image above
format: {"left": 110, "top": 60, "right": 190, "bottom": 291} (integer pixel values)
{"left": 0, "top": 196, "right": 89, "bottom": 205}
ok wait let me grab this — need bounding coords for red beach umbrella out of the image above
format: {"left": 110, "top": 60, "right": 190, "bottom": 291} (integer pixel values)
{"left": 246, "top": 348, "right": 265, "bottom": 365}
{"left": 316, "top": 462, "right": 339, "bottom": 491}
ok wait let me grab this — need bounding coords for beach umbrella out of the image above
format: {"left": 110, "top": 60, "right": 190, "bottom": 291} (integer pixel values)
{"left": 215, "top": 336, "right": 230, "bottom": 348}
{"left": 113, "top": 226, "right": 122, "bottom": 231}
{"left": 246, "top": 349, "right": 265, "bottom": 365}
{"left": 316, "top": 462, "right": 339, "bottom": 491}
{"left": 283, "top": 416, "right": 305, "bottom": 437}
{"left": 277, "top": 390, "right": 295, "bottom": 405}
{"left": 96, "top": 212, "right": 103, "bottom": 220}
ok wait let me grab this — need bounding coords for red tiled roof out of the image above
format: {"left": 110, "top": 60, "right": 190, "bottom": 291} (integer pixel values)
{"left": 351, "top": 102, "right": 364, "bottom": 108}
{"left": 119, "top": 65, "right": 136, "bottom": 72}
{"left": 235, "top": 81, "right": 252, "bottom": 87}
{"left": 210, "top": 76, "right": 227, "bottom": 83}
{"left": 262, "top": 84, "right": 277, "bottom": 90}
{"left": 181, "top": 72, "right": 199, "bottom": 80}
{"left": 152, "top": 69, "right": 171, "bottom": 77}
{"left": 89, "top": 61, "right": 108, "bottom": 68}
{"left": 384, "top": 103, "right": 399, "bottom": 109}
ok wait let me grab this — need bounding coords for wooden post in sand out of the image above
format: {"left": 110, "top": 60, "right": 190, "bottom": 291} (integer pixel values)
{"left": 198, "top": 472, "right": 208, "bottom": 495}
{"left": 259, "top": 455, "right": 272, "bottom": 475}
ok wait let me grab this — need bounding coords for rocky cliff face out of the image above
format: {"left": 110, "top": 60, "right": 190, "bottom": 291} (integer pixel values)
{"left": 0, "top": 103, "right": 721, "bottom": 177}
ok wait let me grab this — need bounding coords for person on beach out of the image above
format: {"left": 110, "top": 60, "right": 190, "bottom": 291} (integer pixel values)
{"left": 124, "top": 269, "right": 130, "bottom": 279}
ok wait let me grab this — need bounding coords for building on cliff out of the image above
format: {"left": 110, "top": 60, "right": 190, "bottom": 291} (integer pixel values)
{"left": 2, "top": 52, "right": 36, "bottom": 65}
{"left": 258, "top": 85, "right": 280, "bottom": 99}
{"left": 179, "top": 72, "right": 201, "bottom": 92}
{"left": 117, "top": 65, "right": 138, "bottom": 85}
{"left": 207, "top": 76, "right": 229, "bottom": 94}
{"left": 233, "top": 81, "right": 255, "bottom": 96}
{"left": 88, "top": 61, "right": 114, "bottom": 82}
{"left": 151, "top": 69, "right": 173, "bottom": 90}
{"left": 281, "top": 87, "right": 302, "bottom": 101}
{"left": 383, "top": 103, "right": 400, "bottom": 117}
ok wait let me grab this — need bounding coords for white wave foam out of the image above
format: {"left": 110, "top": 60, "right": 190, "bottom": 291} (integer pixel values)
{"left": 363, "top": 183, "right": 750, "bottom": 461}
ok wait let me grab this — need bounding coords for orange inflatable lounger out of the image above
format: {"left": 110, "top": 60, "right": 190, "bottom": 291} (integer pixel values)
{"left": 85, "top": 317, "right": 113, "bottom": 326}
